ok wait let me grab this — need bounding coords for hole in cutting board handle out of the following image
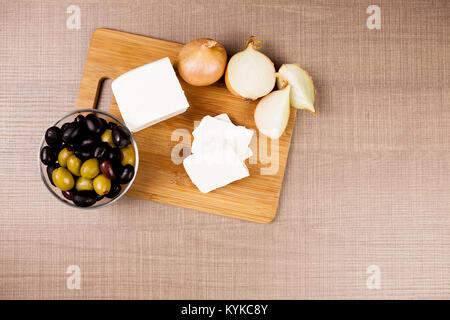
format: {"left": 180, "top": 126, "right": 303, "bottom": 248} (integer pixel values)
{"left": 95, "top": 78, "right": 113, "bottom": 112}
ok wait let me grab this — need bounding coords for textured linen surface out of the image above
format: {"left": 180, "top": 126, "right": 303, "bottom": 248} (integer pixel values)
{"left": 0, "top": 0, "right": 449, "bottom": 299}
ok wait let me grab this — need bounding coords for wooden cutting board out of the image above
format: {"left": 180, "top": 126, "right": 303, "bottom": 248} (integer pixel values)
{"left": 76, "top": 28, "right": 297, "bottom": 223}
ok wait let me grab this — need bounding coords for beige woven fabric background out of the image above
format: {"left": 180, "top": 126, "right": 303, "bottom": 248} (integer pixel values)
{"left": 0, "top": 0, "right": 449, "bottom": 299}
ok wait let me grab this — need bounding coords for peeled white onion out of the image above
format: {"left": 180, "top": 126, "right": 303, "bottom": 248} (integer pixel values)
{"left": 225, "top": 37, "right": 276, "bottom": 100}
{"left": 277, "top": 64, "right": 316, "bottom": 113}
{"left": 254, "top": 84, "right": 291, "bottom": 139}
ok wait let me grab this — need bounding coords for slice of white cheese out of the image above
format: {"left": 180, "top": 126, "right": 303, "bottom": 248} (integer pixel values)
{"left": 183, "top": 114, "right": 253, "bottom": 193}
{"left": 183, "top": 142, "right": 249, "bottom": 194}
{"left": 111, "top": 57, "right": 189, "bottom": 132}
{"left": 213, "top": 114, "right": 253, "bottom": 160}
{"left": 192, "top": 115, "right": 253, "bottom": 161}
{"left": 214, "top": 113, "right": 231, "bottom": 122}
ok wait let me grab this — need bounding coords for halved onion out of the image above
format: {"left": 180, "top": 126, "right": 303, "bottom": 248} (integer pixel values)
{"left": 225, "top": 37, "right": 276, "bottom": 100}
{"left": 276, "top": 64, "right": 316, "bottom": 113}
{"left": 254, "top": 84, "right": 291, "bottom": 139}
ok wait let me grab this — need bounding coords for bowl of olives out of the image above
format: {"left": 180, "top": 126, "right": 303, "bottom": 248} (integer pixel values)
{"left": 38, "top": 109, "right": 139, "bottom": 209}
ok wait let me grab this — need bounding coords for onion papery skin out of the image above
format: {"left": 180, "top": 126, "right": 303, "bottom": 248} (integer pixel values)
{"left": 177, "top": 38, "right": 227, "bottom": 86}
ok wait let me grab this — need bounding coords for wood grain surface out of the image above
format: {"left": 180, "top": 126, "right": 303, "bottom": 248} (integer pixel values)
{"left": 0, "top": 0, "right": 449, "bottom": 299}
{"left": 76, "top": 28, "right": 297, "bottom": 223}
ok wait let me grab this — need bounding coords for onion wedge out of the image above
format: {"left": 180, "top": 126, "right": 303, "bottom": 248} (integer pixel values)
{"left": 277, "top": 64, "right": 316, "bottom": 114}
{"left": 254, "top": 84, "right": 291, "bottom": 139}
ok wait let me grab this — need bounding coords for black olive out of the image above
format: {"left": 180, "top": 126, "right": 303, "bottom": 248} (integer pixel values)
{"left": 107, "top": 121, "right": 117, "bottom": 130}
{"left": 112, "top": 126, "right": 130, "bottom": 148}
{"left": 61, "top": 122, "right": 71, "bottom": 132}
{"left": 45, "top": 126, "right": 62, "bottom": 148}
{"left": 61, "top": 122, "right": 82, "bottom": 144}
{"left": 40, "top": 146, "right": 56, "bottom": 165}
{"left": 119, "top": 164, "right": 134, "bottom": 184}
{"left": 72, "top": 191, "right": 97, "bottom": 207}
{"left": 74, "top": 148, "right": 92, "bottom": 161}
{"left": 99, "top": 117, "right": 107, "bottom": 131}
{"left": 106, "top": 183, "right": 121, "bottom": 198}
{"left": 85, "top": 113, "right": 103, "bottom": 135}
{"left": 77, "top": 123, "right": 91, "bottom": 142}
{"left": 61, "top": 189, "right": 74, "bottom": 200}
{"left": 75, "top": 114, "right": 85, "bottom": 123}
{"left": 46, "top": 163, "right": 60, "bottom": 186}
{"left": 80, "top": 136, "right": 99, "bottom": 149}
{"left": 107, "top": 148, "right": 122, "bottom": 163}
{"left": 58, "top": 143, "right": 68, "bottom": 152}
{"left": 93, "top": 142, "right": 109, "bottom": 159}
{"left": 96, "top": 194, "right": 105, "bottom": 201}
{"left": 66, "top": 141, "right": 78, "bottom": 149}
{"left": 112, "top": 160, "right": 123, "bottom": 175}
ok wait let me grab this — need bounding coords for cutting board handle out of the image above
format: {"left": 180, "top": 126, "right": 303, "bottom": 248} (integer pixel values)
{"left": 76, "top": 76, "right": 109, "bottom": 110}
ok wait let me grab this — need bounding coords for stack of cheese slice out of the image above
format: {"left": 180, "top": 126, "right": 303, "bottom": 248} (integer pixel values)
{"left": 183, "top": 114, "right": 253, "bottom": 193}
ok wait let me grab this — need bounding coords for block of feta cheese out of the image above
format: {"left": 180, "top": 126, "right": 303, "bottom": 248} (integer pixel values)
{"left": 111, "top": 57, "right": 189, "bottom": 132}
{"left": 183, "top": 114, "right": 253, "bottom": 193}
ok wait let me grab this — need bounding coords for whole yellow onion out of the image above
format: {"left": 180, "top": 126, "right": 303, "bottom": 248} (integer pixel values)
{"left": 177, "top": 38, "right": 227, "bottom": 86}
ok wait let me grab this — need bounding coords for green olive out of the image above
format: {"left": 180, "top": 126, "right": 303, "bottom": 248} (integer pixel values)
{"left": 52, "top": 167, "right": 74, "bottom": 191}
{"left": 75, "top": 177, "right": 94, "bottom": 191}
{"left": 67, "top": 155, "right": 82, "bottom": 176}
{"left": 120, "top": 145, "right": 135, "bottom": 166}
{"left": 80, "top": 158, "right": 100, "bottom": 179}
{"left": 101, "top": 129, "right": 115, "bottom": 148}
{"left": 93, "top": 174, "right": 111, "bottom": 196}
{"left": 57, "top": 147, "right": 73, "bottom": 167}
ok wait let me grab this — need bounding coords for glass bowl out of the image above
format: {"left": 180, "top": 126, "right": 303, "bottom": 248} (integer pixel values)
{"left": 38, "top": 109, "right": 139, "bottom": 209}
